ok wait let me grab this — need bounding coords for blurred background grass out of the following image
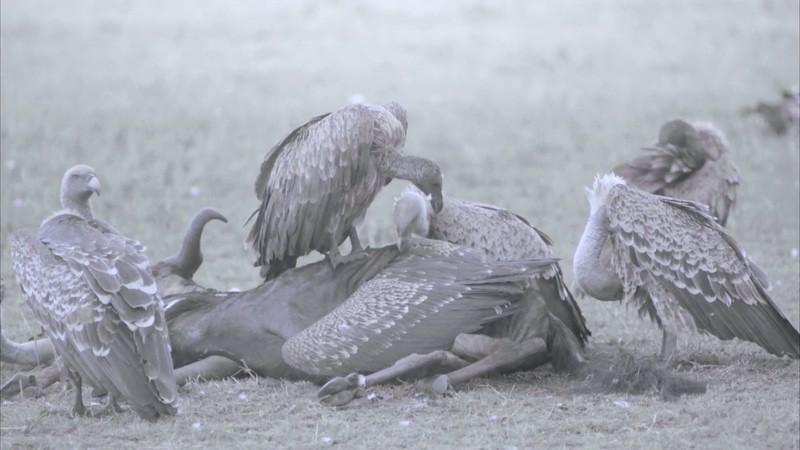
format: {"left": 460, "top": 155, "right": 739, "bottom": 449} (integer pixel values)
{"left": 1, "top": 0, "right": 798, "bottom": 448}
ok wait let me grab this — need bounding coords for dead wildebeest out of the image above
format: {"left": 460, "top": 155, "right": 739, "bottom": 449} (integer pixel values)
{"left": 2, "top": 208, "right": 705, "bottom": 405}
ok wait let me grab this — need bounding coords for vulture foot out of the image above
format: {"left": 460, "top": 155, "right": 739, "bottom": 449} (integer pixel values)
{"left": 327, "top": 249, "right": 370, "bottom": 270}
{"left": 318, "top": 373, "right": 365, "bottom": 406}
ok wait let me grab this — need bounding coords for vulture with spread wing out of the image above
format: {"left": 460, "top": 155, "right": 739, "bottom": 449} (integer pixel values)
{"left": 613, "top": 119, "right": 740, "bottom": 226}
{"left": 574, "top": 173, "right": 800, "bottom": 361}
{"left": 281, "top": 237, "right": 555, "bottom": 377}
{"left": 393, "top": 186, "right": 590, "bottom": 344}
{"left": 11, "top": 165, "right": 177, "bottom": 421}
{"left": 247, "top": 102, "right": 444, "bottom": 280}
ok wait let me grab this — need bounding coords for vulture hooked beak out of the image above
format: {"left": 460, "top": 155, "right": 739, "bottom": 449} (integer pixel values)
{"left": 430, "top": 193, "right": 444, "bottom": 213}
{"left": 88, "top": 174, "right": 101, "bottom": 196}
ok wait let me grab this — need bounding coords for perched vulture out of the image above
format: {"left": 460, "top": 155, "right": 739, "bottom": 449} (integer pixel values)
{"left": 393, "top": 186, "right": 590, "bottom": 344}
{"left": 613, "top": 119, "right": 740, "bottom": 226}
{"left": 281, "top": 237, "right": 556, "bottom": 377}
{"left": 743, "top": 86, "right": 800, "bottom": 135}
{"left": 247, "top": 102, "right": 444, "bottom": 280}
{"left": 574, "top": 173, "right": 800, "bottom": 361}
{"left": 11, "top": 165, "right": 177, "bottom": 421}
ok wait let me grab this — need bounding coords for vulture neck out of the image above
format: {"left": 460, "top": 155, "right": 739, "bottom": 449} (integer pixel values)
{"left": 573, "top": 206, "right": 624, "bottom": 301}
{"left": 62, "top": 197, "right": 94, "bottom": 221}
{"left": 378, "top": 150, "right": 427, "bottom": 182}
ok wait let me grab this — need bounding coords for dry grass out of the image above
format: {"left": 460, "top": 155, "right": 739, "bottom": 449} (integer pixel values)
{"left": 1, "top": 0, "right": 799, "bottom": 448}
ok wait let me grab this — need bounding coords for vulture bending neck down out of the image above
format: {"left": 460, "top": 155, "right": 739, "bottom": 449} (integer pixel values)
{"left": 11, "top": 164, "right": 178, "bottom": 422}
{"left": 612, "top": 119, "right": 740, "bottom": 227}
{"left": 246, "top": 101, "right": 444, "bottom": 281}
{"left": 574, "top": 173, "right": 800, "bottom": 362}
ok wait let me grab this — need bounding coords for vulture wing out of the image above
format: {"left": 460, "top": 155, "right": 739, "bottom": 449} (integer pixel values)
{"left": 605, "top": 185, "right": 799, "bottom": 358}
{"left": 13, "top": 215, "right": 177, "bottom": 421}
{"left": 247, "top": 105, "right": 383, "bottom": 268}
{"left": 282, "top": 239, "right": 556, "bottom": 377}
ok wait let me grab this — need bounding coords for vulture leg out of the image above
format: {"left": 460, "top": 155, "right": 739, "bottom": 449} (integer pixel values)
{"left": 0, "top": 364, "right": 62, "bottom": 399}
{"left": 69, "top": 371, "right": 87, "bottom": 417}
{"left": 327, "top": 228, "right": 370, "bottom": 269}
{"left": 317, "top": 350, "right": 471, "bottom": 406}
{"left": 175, "top": 355, "right": 241, "bottom": 385}
{"left": 660, "top": 329, "right": 678, "bottom": 363}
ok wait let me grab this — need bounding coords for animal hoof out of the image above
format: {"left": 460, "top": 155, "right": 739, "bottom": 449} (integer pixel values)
{"left": 416, "top": 374, "right": 450, "bottom": 395}
{"left": 431, "top": 375, "right": 449, "bottom": 394}
{"left": 318, "top": 373, "right": 365, "bottom": 406}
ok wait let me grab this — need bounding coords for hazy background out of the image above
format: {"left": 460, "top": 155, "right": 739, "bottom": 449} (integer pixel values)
{"left": 1, "top": 1, "right": 798, "bottom": 448}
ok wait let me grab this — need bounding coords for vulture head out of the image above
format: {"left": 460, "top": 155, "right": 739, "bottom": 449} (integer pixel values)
{"left": 412, "top": 159, "right": 444, "bottom": 213}
{"left": 393, "top": 187, "right": 431, "bottom": 252}
{"left": 60, "top": 164, "right": 101, "bottom": 218}
{"left": 658, "top": 119, "right": 727, "bottom": 161}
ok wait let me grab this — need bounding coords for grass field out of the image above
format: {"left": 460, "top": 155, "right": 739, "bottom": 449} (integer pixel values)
{"left": 1, "top": 0, "right": 799, "bottom": 448}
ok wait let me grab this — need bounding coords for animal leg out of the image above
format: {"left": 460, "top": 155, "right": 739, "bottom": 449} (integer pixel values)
{"left": 347, "top": 226, "right": 364, "bottom": 252}
{"left": 425, "top": 337, "right": 548, "bottom": 394}
{"left": 318, "top": 350, "right": 470, "bottom": 406}
{"left": 0, "top": 363, "right": 62, "bottom": 399}
{"left": 175, "top": 355, "right": 241, "bottom": 385}
{"left": 660, "top": 329, "right": 678, "bottom": 363}
{"left": 328, "top": 228, "right": 370, "bottom": 270}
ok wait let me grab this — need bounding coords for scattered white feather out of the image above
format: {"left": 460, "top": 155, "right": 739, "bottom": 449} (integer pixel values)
{"left": 399, "top": 420, "right": 411, "bottom": 427}
{"left": 613, "top": 400, "right": 631, "bottom": 409}
{"left": 192, "top": 422, "right": 202, "bottom": 431}
{"left": 190, "top": 186, "right": 201, "bottom": 197}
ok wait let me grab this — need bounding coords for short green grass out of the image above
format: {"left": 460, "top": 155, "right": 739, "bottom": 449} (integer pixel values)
{"left": 1, "top": 0, "right": 798, "bottom": 448}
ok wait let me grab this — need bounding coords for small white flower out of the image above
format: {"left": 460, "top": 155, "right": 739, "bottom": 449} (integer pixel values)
{"left": 192, "top": 422, "right": 202, "bottom": 431}
{"left": 613, "top": 400, "right": 631, "bottom": 409}
{"left": 399, "top": 420, "right": 411, "bottom": 427}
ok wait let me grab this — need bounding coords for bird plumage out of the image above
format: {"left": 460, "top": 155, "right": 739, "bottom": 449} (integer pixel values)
{"left": 613, "top": 119, "right": 740, "bottom": 226}
{"left": 393, "top": 187, "right": 590, "bottom": 344}
{"left": 282, "top": 238, "right": 556, "bottom": 377}
{"left": 576, "top": 174, "right": 800, "bottom": 359}
{"left": 247, "top": 102, "right": 444, "bottom": 280}
{"left": 11, "top": 165, "right": 177, "bottom": 421}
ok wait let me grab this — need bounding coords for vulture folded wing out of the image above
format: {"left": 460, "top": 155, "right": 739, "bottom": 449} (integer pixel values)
{"left": 32, "top": 215, "right": 177, "bottom": 415}
{"left": 282, "top": 239, "right": 555, "bottom": 377}
{"left": 606, "top": 186, "right": 800, "bottom": 358}
{"left": 248, "top": 105, "right": 380, "bottom": 265}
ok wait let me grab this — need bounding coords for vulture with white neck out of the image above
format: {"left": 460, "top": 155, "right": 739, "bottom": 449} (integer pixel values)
{"left": 573, "top": 173, "right": 800, "bottom": 361}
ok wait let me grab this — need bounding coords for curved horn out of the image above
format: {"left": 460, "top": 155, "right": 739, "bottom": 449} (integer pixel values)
{"left": 0, "top": 330, "right": 55, "bottom": 366}
{"left": 162, "top": 208, "right": 228, "bottom": 280}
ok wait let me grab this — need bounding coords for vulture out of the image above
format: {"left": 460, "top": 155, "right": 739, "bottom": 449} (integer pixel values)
{"left": 613, "top": 119, "right": 740, "bottom": 226}
{"left": 281, "top": 237, "right": 556, "bottom": 377}
{"left": 573, "top": 173, "right": 800, "bottom": 361}
{"left": 743, "top": 87, "right": 800, "bottom": 135}
{"left": 393, "top": 186, "right": 590, "bottom": 344}
{"left": 11, "top": 165, "right": 177, "bottom": 421}
{"left": 247, "top": 101, "right": 445, "bottom": 280}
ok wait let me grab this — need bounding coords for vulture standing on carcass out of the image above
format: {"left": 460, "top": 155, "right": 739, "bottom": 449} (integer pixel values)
{"left": 393, "top": 186, "right": 590, "bottom": 344}
{"left": 573, "top": 173, "right": 800, "bottom": 362}
{"left": 247, "top": 101, "right": 445, "bottom": 280}
{"left": 10, "top": 165, "right": 178, "bottom": 421}
{"left": 613, "top": 119, "right": 740, "bottom": 226}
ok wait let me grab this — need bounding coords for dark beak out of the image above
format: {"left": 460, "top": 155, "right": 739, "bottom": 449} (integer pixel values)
{"left": 430, "top": 193, "right": 444, "bottom": 213}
